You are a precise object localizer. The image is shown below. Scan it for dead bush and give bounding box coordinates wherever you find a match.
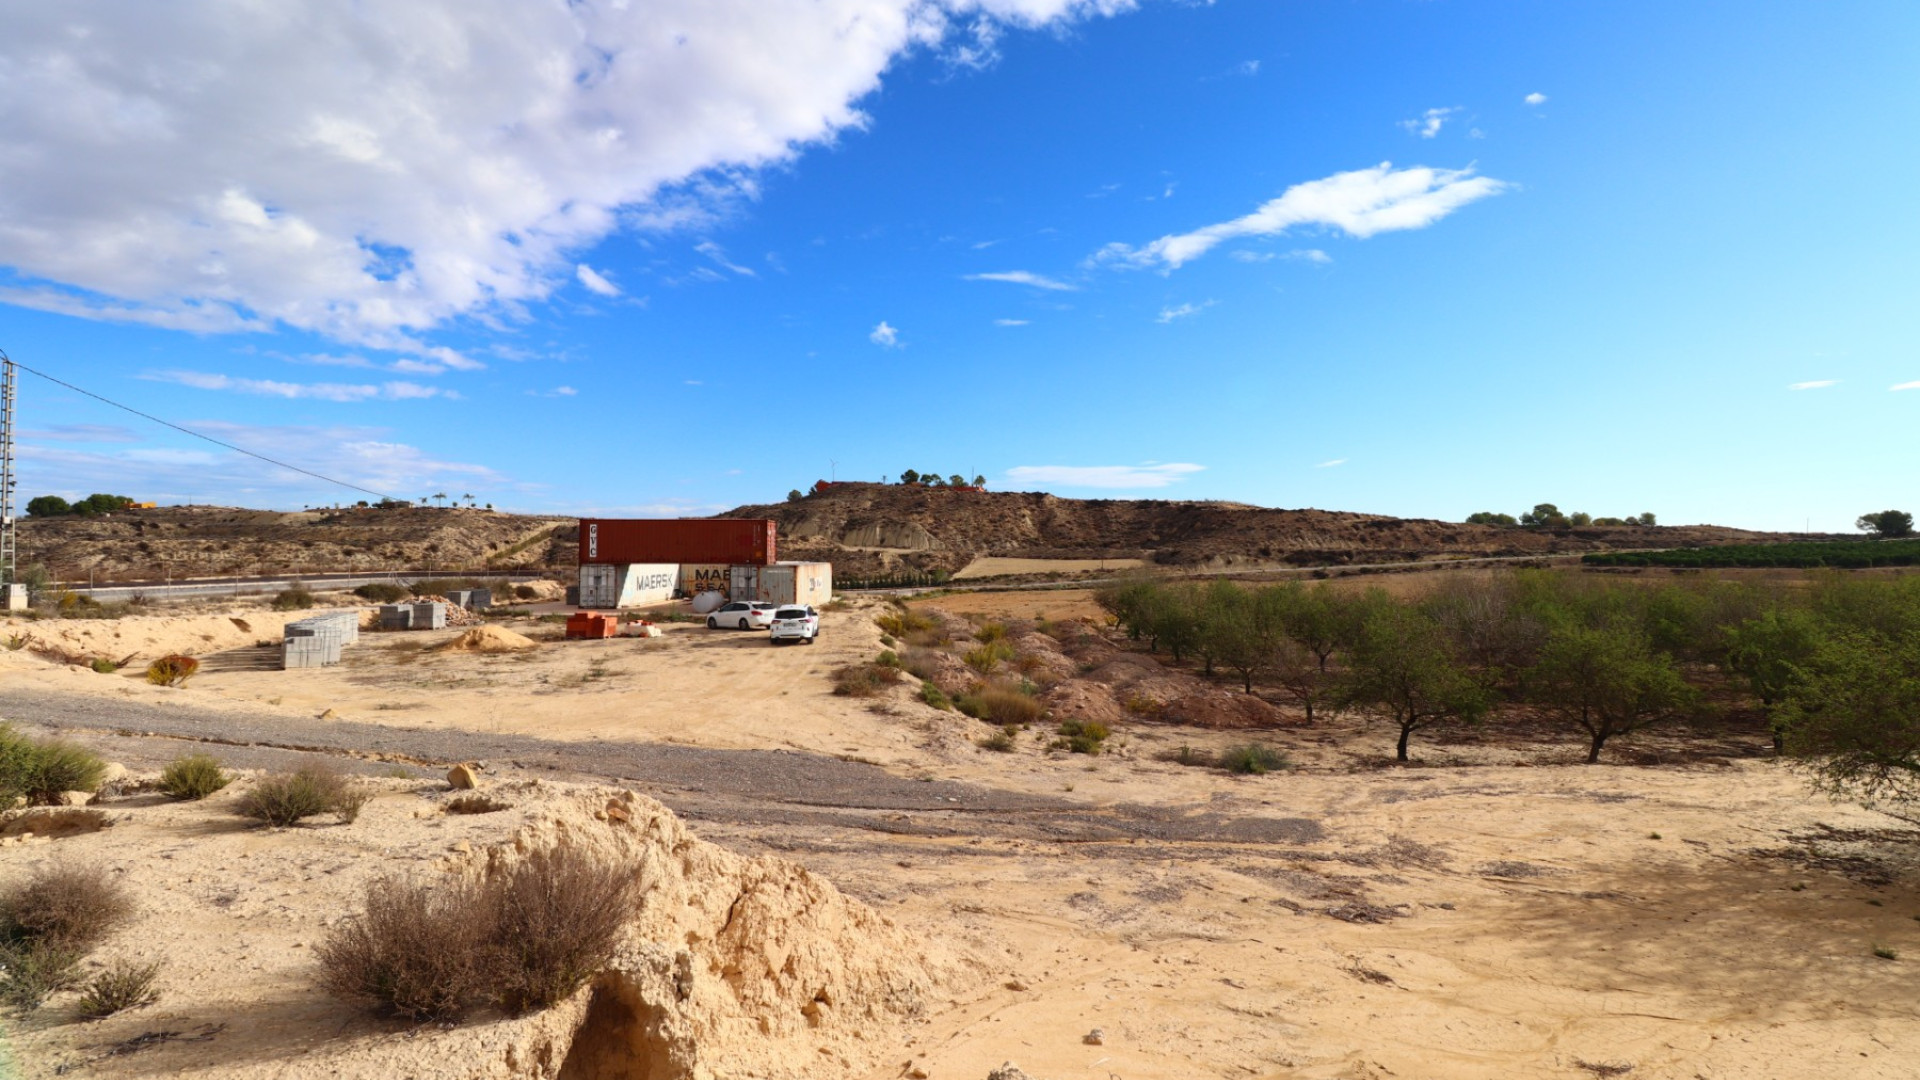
[874,609,938,638]
[1,864,135,954]
[144,654,200,687]
[317,872,488,1021]
[956,686,1046,726]
[0,940,83,1010]
[237,764,369,826]
[0,809,109,839]
[485,846,641,1013]
[77,957,162,1019]
[832,662,903,698]
[159,753,230,800]
[445,793,511,815]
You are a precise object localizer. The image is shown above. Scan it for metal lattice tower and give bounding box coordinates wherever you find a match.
[1,349,15,588]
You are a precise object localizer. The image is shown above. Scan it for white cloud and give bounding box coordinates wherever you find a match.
[1524,92,1548,106]
[694,241,757,277]
[526,385,579,398]
[1789,380,1838,390]
[870,321,901,347]
[18,424,139,444]
[1314,458,1346,468]
[147,371,458,402]
[1156,301,1214,323]
[1094,163,1510,271]
[993,318,1030,326]
[1004,463,1204,489]
[1399,107,1458,139]
[576,264,621,297]
[963,270,1076,291]
[1893,381,1920,392]
[0,1,1135,351]
[1232,248,1331,264]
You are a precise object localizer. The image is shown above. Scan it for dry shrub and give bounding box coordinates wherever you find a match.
[974,621,1010,645]
[1055,718,1110,755]
[318,846,639,1021]
[962,640,1014,675]
[0,727,108,806]
[1220,743,1287,775]
[919,682,952,710]
[1123,692,1166,718]
[77,957,162,1019]
[159,754,230,800]
[0,809,109,839]
[354,583,410,603]
[237,764,368,826]
[1,866,133,951]
[271,587,316,611]
[957,686,1045,726]
[0,940,84,1010]
[978,725,1019,753]
[145,654,200,687]
[875,609,937,638]
[832,662,903,698]
[318,872,487,1021]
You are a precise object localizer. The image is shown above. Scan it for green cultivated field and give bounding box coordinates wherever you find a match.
[1584,539,1920,569]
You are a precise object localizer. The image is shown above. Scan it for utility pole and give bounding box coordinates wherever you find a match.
[0,349,21,610]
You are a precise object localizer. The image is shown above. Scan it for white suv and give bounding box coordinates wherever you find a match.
[768,606,820,645]
[708,601,778,630]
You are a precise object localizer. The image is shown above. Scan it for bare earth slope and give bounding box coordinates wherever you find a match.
[725,483,1792,577]
[15,506,573,582]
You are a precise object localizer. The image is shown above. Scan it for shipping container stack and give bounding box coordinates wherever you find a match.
[574,518,814,609]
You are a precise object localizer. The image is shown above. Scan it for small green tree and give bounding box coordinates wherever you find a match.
[1777,629,1920,808]
[787,489,803,502]
[1520,503,1569,528]
[972,474,986,487]
[1525,623,1699,763]
[1858,510,1916,539]
[1340,605,1489,761]
[25,496,69,517]
[1466,511,1518,526]
[1727,607,1827,751]
[1637,512,1657,526]
[899,469,920,485]
[1568,511,1593,527]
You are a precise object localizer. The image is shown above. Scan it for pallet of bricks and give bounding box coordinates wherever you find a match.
[282,611,361,669]
[377,602,449,631]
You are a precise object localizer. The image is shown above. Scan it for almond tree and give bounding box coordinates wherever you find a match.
[1340,604,1488,761]
[1525,622,1698,763]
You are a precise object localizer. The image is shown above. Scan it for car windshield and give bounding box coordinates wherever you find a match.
[774,609,807,619]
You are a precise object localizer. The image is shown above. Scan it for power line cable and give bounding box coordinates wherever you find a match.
[10,359,395,501]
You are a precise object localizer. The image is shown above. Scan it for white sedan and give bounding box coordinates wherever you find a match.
[707,601,779,630]
[769,606,820,645]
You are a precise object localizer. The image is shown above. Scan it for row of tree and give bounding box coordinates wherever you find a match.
[24,493,136,517]
[1095,572,1920,808]
[897,471,985,488]
[1466,504,1655,528]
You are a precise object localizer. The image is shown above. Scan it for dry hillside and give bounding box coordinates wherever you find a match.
[725,482,1792,578]
[13,506,574,583]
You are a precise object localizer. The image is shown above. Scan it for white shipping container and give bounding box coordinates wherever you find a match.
[729,561,832,607]
[579,563,678,608]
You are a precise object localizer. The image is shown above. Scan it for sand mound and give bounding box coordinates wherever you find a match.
[436,625,538,653]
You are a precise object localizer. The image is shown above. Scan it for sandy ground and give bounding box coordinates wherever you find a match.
[2,595,1918,1078]
[953,558,1145,580]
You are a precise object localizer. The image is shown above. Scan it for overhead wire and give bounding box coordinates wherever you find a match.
[8,358,396,501]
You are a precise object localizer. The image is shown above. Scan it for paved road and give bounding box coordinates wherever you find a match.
[39,570,543,605]
[0,689,1323,849]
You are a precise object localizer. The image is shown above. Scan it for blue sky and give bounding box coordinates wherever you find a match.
[1,0,1914,530]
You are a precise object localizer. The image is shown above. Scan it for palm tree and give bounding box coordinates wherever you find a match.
[432,491,447,507]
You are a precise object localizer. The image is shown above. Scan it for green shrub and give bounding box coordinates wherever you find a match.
[145,654,200,687]
[1220,743,1288,775]
[271,587,316,611]
[876,649,902,669]
[76,958,162,1018]
[963,639,1015,675]
[513,584,538,601]
[159,754,230,800]
[975,621,1010,645]
[2,634,25,652]
[353,583,410,604]
[920,682,952,710]
[957,686,1046,726]
[875,609,938,638]
[879,634,897,648]
[1166,744,1213,768]
[978,725,1019,753]
[0,736,109,805]
[0,941,83,1010]
[237,764,369,826]
[89,657,120,674]
[1056,718,1110,755]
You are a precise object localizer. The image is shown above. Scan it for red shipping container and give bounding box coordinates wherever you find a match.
[565,612,619,639]
[578,519,776,566]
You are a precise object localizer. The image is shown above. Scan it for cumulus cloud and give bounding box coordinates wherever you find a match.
[1789,380,1838,390]
[576,264,621,297]
[1524,92,1548,106]
[1004,463,1204,489]
[963,270,1077,291]
[1893,381,1920,392]
[1093,163,1510,271]
[147,371,458,402]
[994,318,1030,326]
[1157,301,1214,323]
[0,1,1135,352]
[870,321,902,347]
[1400,107,1459,139]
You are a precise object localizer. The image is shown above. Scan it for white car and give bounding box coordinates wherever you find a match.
[769,606,820,645]
[708,601,778,630]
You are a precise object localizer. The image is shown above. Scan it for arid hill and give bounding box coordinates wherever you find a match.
[13,505,573,583]
[726,482,1794,578]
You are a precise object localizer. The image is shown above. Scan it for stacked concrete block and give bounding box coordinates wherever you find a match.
[378,604,414,630]
[445,589,491,610]
[447,589,472,609]
[411,602,448,630]
[281,611,359,669]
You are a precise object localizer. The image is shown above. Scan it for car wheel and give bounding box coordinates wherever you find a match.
[803,633,815,645]
[707,617,718,629]
[738,618,749,630]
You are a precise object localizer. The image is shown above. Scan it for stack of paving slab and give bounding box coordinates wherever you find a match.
[377,601,448,631]
[282,611,360,669]
[445,588,492,610]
